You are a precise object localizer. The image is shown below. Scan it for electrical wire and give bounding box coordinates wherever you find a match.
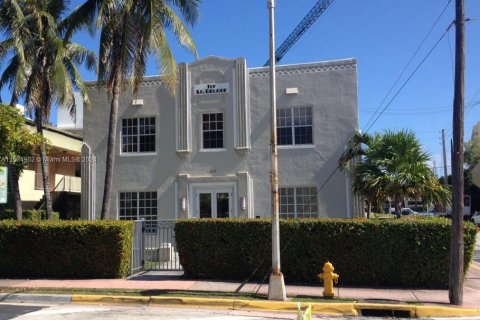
[364,22,454,133]
[362,0,453,131]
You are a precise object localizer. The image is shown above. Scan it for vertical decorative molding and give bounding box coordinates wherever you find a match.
[176,63,191,155]
[235,58,250,151]
[81,143,96,220]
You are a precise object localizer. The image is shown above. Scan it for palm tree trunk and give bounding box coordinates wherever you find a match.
[395,196,401,219]
[367,200,371,219]
[7,165,22,220]
[35,108,53,220]
[100,70,122,219]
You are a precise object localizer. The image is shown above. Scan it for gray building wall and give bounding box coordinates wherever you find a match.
[82,56,360,220]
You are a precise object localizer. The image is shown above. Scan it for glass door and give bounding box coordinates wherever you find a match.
[216,192,230,218]
[194,187,233,218]
[199,193,212,218]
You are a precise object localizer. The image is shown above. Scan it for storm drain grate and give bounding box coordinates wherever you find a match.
[360,309,411,318]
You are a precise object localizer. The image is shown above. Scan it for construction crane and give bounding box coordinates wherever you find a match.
[264,0,335,66]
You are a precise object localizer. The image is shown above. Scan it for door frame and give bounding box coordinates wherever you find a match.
[189,182,236,218]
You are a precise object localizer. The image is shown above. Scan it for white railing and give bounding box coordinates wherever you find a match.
[54,174,81,193]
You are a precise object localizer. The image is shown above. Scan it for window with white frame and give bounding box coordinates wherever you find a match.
[202,113,224,149]
[277,106,313,145]
[279,187,318,218]
[119,191,157,233]
[121,117,156,153]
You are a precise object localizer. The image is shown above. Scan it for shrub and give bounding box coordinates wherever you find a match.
[0,209,60,220]
[0,220,133,278]
[175,218,477,288]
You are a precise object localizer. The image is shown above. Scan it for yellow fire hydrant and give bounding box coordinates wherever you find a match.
[318,261,339,298]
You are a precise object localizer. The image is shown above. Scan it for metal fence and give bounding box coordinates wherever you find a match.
[130,220,182,275]
[131,220,144,274]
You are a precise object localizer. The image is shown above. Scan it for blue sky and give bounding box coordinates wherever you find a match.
[4,0,480,176]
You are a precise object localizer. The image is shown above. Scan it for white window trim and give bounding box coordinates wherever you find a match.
[119,152,157,157]
[277,106,314,147]
[117,190,158,233]
[119,116,158,156]
[199,110,225,151]
[199,148,227,153]
[279,186,319,218]
[278,145,315,150]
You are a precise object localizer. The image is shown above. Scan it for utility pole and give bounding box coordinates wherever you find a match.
[449,0,465,306]
[267,0,286,301]
[442,129,448,185]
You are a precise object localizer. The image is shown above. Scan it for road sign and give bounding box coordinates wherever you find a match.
[0,166,7,204]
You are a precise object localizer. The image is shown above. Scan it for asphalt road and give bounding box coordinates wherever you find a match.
[0,303,319,320]
[0,304,46,320]
[4,303,480,320]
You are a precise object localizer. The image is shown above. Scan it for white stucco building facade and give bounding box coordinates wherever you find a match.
[81,56,362,225]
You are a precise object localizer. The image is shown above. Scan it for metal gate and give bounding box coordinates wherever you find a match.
[131,220,182,275]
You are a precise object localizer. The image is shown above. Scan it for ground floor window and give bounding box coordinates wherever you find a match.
[279,187,318,218]
[119,191,157,233]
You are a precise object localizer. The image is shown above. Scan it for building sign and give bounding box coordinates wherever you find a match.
[0,167,7,204]
[193,83,229,95]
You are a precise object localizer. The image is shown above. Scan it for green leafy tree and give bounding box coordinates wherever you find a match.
[339,129,451,218]
[65,0,199,219]
[0,104,43,220]
[0,0,96,219]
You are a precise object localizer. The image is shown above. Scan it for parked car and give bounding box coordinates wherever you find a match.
[416,211,435,217]
[471,211,480,225]
[401,208,417,215]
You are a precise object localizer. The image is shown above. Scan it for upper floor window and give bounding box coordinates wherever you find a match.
[277,106,313,146]
[121,117,155,153]
[202,113,224,149]
[119,191,157,233]
[279,186,318,218]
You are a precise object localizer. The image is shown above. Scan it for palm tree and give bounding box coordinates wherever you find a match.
[65,0,199,219]
[0,0,96,219]
[339,129,451,218]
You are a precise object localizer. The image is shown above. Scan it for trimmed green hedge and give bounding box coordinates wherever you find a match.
[0,209,60,220]
[0,220,133,278]
[175,218,477,288]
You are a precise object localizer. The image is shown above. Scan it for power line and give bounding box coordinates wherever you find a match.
[363,0,453,131]
[364,22,454,133]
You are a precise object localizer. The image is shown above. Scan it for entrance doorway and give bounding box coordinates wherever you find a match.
[191,184,234,218]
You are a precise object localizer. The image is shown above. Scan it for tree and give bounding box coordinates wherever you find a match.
[339,129,451,218]
[339,131,383,218]
[0,104,43,220]
[0,0,96,219]
[65,0,199,219]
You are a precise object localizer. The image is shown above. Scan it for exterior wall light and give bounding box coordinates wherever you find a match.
[132,98,144,106]
[240,197,247,210]
[181,197,187,211]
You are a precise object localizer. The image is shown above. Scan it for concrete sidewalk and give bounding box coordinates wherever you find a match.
[1,260,479,309]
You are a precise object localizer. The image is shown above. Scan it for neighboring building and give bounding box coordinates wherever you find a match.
[81,56,362,224]
[472,121,480,140]
[56,91,84,136]
[19,121,82,218]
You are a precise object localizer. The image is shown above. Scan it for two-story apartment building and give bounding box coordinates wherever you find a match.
[81,56,362,225]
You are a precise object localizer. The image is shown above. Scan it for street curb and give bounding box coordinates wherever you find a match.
[70,294,480,317]
[149,296,358,316]
[0,293,72,304]
[72,294,150,304]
